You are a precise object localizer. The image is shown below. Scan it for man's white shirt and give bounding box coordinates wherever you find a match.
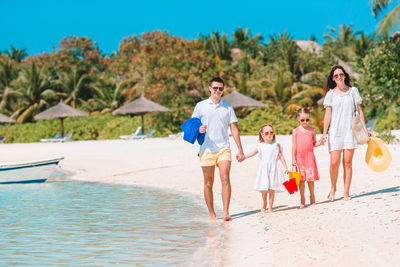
[192,98,238,153]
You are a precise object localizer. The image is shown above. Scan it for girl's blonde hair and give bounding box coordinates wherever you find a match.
[258,124,276,142]
[295,107,313,116]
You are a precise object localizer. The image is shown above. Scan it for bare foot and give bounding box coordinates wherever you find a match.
[261,207,266,212]
[310,196,316,205]
[299,203,305,209]
[209,214,217,220]
[344,196,352,201]
[223,216,232,221]
[267,208,274,213]
[327,192,335,202]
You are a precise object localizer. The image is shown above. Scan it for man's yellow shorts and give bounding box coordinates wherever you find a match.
[199,150,231,167]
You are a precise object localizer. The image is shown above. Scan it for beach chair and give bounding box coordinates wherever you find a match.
[120,127,143,140]
[133,129,155,139]
[0,136,5,143]
[366,120,377,131]
[48,133,72,143]
[40,133,62,143]
[168,132,183,139]
[58,133,73,143]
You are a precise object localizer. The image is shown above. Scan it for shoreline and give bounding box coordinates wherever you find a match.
[1,135,400,265]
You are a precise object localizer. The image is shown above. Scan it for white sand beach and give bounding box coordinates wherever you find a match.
[2,134,400,266]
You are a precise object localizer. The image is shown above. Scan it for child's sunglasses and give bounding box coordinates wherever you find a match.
[300,119,310,122]
[263,131,274,136]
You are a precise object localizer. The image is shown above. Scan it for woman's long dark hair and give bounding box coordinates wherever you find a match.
[325,65,352,90]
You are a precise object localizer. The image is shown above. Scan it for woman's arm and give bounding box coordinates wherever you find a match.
[357,104,373,137]
[291,129,297,165]
[277,144,289,174]
[244,149,258,160]
[321,106,332,144]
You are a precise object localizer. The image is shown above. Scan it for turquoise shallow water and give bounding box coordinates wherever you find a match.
[0,181,213,266]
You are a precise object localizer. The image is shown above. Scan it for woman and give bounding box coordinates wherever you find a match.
[320,65,371,201]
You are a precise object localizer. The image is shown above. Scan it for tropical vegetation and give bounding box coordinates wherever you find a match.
[0,10,399,142]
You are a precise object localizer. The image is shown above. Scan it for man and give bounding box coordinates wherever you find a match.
[192,77,245,221]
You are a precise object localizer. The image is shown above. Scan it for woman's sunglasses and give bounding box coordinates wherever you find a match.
[333,73,345,79]
[263,131,274,136]
[300,119,310,122]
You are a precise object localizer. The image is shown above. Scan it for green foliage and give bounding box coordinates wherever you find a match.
[375,129,399,144]
[2,26,399,143]
[375,111,398,130]
[237,104,299,135]
[1,113,146,143]
[356,39,400,128]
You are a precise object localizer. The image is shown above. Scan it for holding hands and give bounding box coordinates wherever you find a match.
[319,134,327,146]
[236,151,245,162]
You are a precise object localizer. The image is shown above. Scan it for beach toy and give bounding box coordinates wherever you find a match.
[365,137,392,172]
[283,178,298,194]
[289,165,302,186]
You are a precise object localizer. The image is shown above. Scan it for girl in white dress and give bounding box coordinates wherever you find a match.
[243,124,289,212]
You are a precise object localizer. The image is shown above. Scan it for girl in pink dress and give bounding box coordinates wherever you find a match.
[292,107,323,208]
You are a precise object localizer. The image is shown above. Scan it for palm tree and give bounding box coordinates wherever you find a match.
[200,31,231,60]
[232,27,263,58]
[323,24,358,45]
[248,65,293,106]
[371,0,400,36]
[0,60,21,112]
[3,46,28,62]
[56,66,91,108]
[13,63,57,123]
[353,32,376,58]
[88,73,136,113]
[269,31,299,76]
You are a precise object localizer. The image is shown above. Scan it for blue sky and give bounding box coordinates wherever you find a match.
[1,0,397,55]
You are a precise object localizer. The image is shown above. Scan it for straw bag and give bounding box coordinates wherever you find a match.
[351,88,369,144]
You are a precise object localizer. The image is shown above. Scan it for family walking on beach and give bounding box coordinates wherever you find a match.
[190,65,372,220]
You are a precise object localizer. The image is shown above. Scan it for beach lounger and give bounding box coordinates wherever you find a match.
[53,133,73,143]
[120,127,143,140]
[132,129,155,139]
[168,132,183,139]
[40,133,62,143]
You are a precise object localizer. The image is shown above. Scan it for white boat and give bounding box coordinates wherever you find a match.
[0,157,64,184]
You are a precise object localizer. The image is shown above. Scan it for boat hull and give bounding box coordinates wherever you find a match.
[0,158,64,184]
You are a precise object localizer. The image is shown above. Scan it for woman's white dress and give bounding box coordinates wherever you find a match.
[254,142,286,192]
[323,87,362,152]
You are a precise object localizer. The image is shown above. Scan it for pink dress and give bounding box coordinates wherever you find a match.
[294,127,319,182]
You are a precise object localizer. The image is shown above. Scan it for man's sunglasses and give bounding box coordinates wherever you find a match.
[300,119,310,122]
[211,86,224,92]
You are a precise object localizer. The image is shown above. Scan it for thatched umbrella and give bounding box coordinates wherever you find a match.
[112,94,170,133]
[222,89,268,110]
[0,113,16,143]
[34,101,89,137]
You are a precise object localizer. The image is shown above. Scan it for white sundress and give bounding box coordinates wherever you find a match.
[323,87,362,152]
[254,142,286,192]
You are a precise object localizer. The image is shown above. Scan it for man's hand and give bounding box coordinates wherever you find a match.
[199,125,207,133]
[236,151,245,162]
